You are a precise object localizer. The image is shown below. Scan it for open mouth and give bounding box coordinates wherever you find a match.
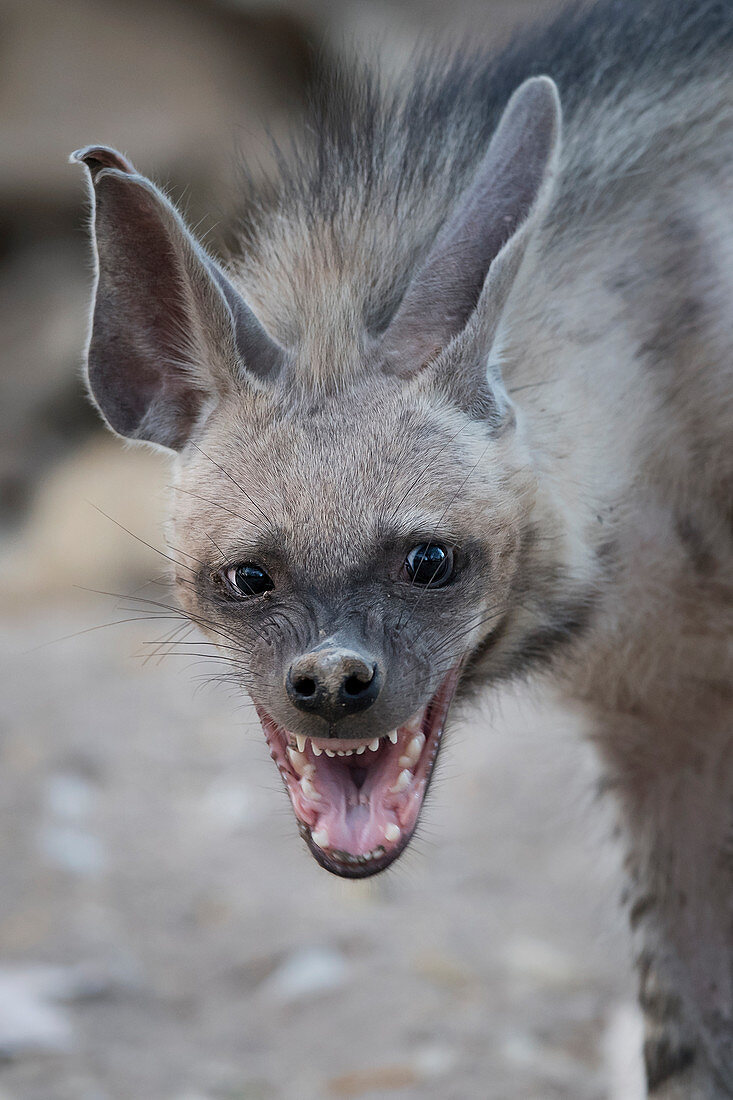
[255,666,462,878]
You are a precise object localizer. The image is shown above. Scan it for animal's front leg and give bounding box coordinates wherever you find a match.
[637,949,718,1098]
[647,1065,721,1099]
[598,715,733,1098]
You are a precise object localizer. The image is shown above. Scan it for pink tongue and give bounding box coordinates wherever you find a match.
[308,751,402,855]
[318,797,396,855]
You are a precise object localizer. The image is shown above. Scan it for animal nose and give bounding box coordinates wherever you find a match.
[286,645,382,722]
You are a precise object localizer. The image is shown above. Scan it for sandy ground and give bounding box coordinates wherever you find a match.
[0,589,644,1100]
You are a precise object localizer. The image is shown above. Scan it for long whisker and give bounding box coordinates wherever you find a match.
[189,441,276,534]
[204,530,227,561]
[142,621,193,667]
[139,638,243,653]
[169,485,265,532]
[25,616,183,655]
[73,585,243,647]
[84,501,198,577]
[381,420,470,528]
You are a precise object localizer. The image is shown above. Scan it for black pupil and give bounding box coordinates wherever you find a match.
[406,544,450,586]
[233,564,273,596]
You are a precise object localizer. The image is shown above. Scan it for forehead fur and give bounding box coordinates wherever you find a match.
[175,378,527,574]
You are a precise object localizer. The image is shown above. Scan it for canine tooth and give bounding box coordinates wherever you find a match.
[390,769,412,794]
[301,777,321,801]
[388,730,398,744]
[295,735,307,754]
[385,823,401,843]
[288,747,309,774]
[369,739,380,751]
[356,745,366,754]
[399,733,425,768]
[312,743,323,756]
[311,826,329,849]
[325,749,336,758]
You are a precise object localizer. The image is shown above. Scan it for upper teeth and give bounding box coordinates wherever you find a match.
[399,733,425,768]
[288,747,313,777]
[292,732,401,758]
[289,726,420,815]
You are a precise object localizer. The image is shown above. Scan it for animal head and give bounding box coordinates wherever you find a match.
[74,75,562,876]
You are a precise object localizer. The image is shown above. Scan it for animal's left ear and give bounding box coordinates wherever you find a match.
[380,75,561,408]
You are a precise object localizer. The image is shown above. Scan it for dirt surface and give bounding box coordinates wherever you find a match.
[1,596,643,1100]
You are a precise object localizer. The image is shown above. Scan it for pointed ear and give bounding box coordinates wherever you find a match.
[71,146,284,451]
[380,76,561,376]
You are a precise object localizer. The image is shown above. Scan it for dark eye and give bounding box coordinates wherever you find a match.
[225,562,274,598]
[404,544,454,587]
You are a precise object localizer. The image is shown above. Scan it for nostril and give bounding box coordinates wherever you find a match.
[287,651,380,718]
[293,675,317,698]
[343,672,373,697]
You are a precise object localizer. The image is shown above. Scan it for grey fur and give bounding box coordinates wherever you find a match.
[73,0,733,1094]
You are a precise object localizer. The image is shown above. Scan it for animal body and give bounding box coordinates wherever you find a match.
[73,0,733,1094]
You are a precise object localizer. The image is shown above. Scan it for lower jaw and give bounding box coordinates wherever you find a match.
[257,665,462,879]
[303,823,412,879]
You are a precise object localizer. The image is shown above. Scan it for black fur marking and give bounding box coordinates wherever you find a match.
[503,596,596,679]
[638,960,684,1025]
[629,893,656,930]
[239,0,733,241]
[596,537,620,576]
[462,614,510,677]
[676,515,717,576]
[639,295,707,370]
[645,1035,696,1092]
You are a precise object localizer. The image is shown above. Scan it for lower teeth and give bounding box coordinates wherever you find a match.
[307,833,387,864]
[331,846,385,864]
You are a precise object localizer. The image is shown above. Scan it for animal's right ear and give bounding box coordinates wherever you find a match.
[72,146,284,451]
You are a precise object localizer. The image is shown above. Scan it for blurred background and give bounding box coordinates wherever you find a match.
[1,1,644,1097]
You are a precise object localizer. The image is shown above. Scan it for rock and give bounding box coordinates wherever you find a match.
[0,966,75,1057]
[44,772,96,821]
[262,945,349,1004]
[503,935,584,988]
[37,824,107,877]
[201,777,268,832]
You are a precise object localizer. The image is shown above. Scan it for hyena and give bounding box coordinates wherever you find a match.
[72,0,733,1094]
